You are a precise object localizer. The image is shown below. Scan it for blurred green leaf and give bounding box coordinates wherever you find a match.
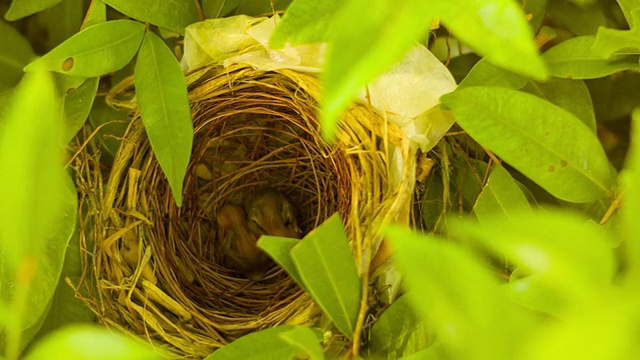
[270,0,341,47]
[441,86,616,203]
[435,0,547,81]
[369,295,432,358]
[385,225,534,359]
[55,75,99,143]
[205,325,321,360]
[523,0,548,32]
[0,20,36,90]
[524,78,597,133]
[23,324,164,360]
[48,0,84,48]
[202,0,239,18]
[258,236,304,287]
[4,0,62,21]
[591,9,640,58]
[547,0,605,35]
[473,165,532,223]
[452,210,616,316]
[320,0,434,140]
[506,269,570,318]
[134,31,193,207]
[543,35,639,79]
[24,20,145,77]
[0,71,71,357]
[102,0,199,35]
[278,327,324,360]
[291,213,361,338]
[458,58,528,89]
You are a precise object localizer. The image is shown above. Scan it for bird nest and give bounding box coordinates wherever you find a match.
[72,63,415,358]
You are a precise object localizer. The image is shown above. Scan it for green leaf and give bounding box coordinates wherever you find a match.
[135,31,193,207]
[320,0,434,140]
[617,0,640,27]
[102,0,199,35]
[435,0,547,81]
[620,109,640,286]
[24,20,145,77]
[473,165,532,223]
[291,213,361,338]
[451,210,616,314]
[591,9,640,58]
[0,20,36,90]
[452,156,489,212]
[524,78,597,133]
[543,35,639,79]
[270,0,341,47]
[458,58,528,90]
[83,0,107,28]
[202,0,239,18]
[547,0,606,35]
[278,327,325,360]
[441,86,616,203]
[23,325,165,360]
[258,236,304,287]
[385,225,534,359]
[55,75,99,143]
[48,0,84,48]
[234,0,292,16]
[205,325,320,360]
[4,0,62,20]
[369,295,431,358]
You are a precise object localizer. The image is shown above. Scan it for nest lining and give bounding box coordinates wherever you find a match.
[73,63,413,358]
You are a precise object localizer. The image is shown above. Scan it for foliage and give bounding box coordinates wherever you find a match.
[0,0,639,359]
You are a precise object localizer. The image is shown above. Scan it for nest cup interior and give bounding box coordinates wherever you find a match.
[76,64,375,357]
[171,65,352,332]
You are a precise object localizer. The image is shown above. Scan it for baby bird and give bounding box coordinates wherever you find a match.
[245,188,301,239]
[216,203,271,280]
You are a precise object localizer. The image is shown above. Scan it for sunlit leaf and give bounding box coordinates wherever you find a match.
[473,165,532,223]
[4,0,61,20]
[441,86,616,203]
[617,0,640,27]
[270,0,341,47]
[385,225,534,359]
[320,0,434,140]
[24,325,165,360]
[458,58,528,89]
[291,213,361,338]
[102,0,199,35]
[258,236,304,287]
[83,0,107,28]
[543,35,639,79]
[524,78,597,133]
[135,31,193,207]
[0,20,36,89]
[205,325,320,360]
[24,20,145,77]
[278,327,324,360]
[435,0,547,81]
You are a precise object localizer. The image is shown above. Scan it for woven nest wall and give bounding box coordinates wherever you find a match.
[73,63,415,358]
